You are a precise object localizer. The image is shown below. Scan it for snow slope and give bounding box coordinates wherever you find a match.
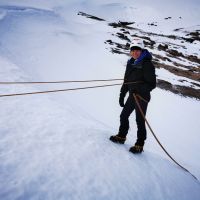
[0,1,200,200]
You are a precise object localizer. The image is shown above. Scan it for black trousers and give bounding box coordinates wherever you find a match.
[118,94,148,145]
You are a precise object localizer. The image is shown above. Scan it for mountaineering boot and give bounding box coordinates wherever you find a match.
[129,139,144,153]
[129,145,143,154]
[109,134,126,144]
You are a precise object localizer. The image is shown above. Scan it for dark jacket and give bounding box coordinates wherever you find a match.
[120,49,156,101]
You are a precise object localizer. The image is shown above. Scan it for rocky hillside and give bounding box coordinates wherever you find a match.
[79,12,200,100]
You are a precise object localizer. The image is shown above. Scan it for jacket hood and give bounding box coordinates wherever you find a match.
[134,49,152,65]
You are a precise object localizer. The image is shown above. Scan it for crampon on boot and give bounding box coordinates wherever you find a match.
[129,145,143,154]
[109,135,126,144]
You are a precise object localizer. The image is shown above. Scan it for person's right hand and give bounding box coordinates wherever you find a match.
[119,94,125,107]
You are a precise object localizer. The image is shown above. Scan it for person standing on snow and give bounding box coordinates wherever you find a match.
[110,37,156,154]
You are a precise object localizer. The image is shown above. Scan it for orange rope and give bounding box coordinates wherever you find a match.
[133,93,199,182]
[0,78,123,84]
[0,81,142,98]
[0,82,122,98]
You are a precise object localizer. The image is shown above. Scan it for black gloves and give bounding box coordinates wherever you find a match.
[119,93,125,107]
[119,83,128,107]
